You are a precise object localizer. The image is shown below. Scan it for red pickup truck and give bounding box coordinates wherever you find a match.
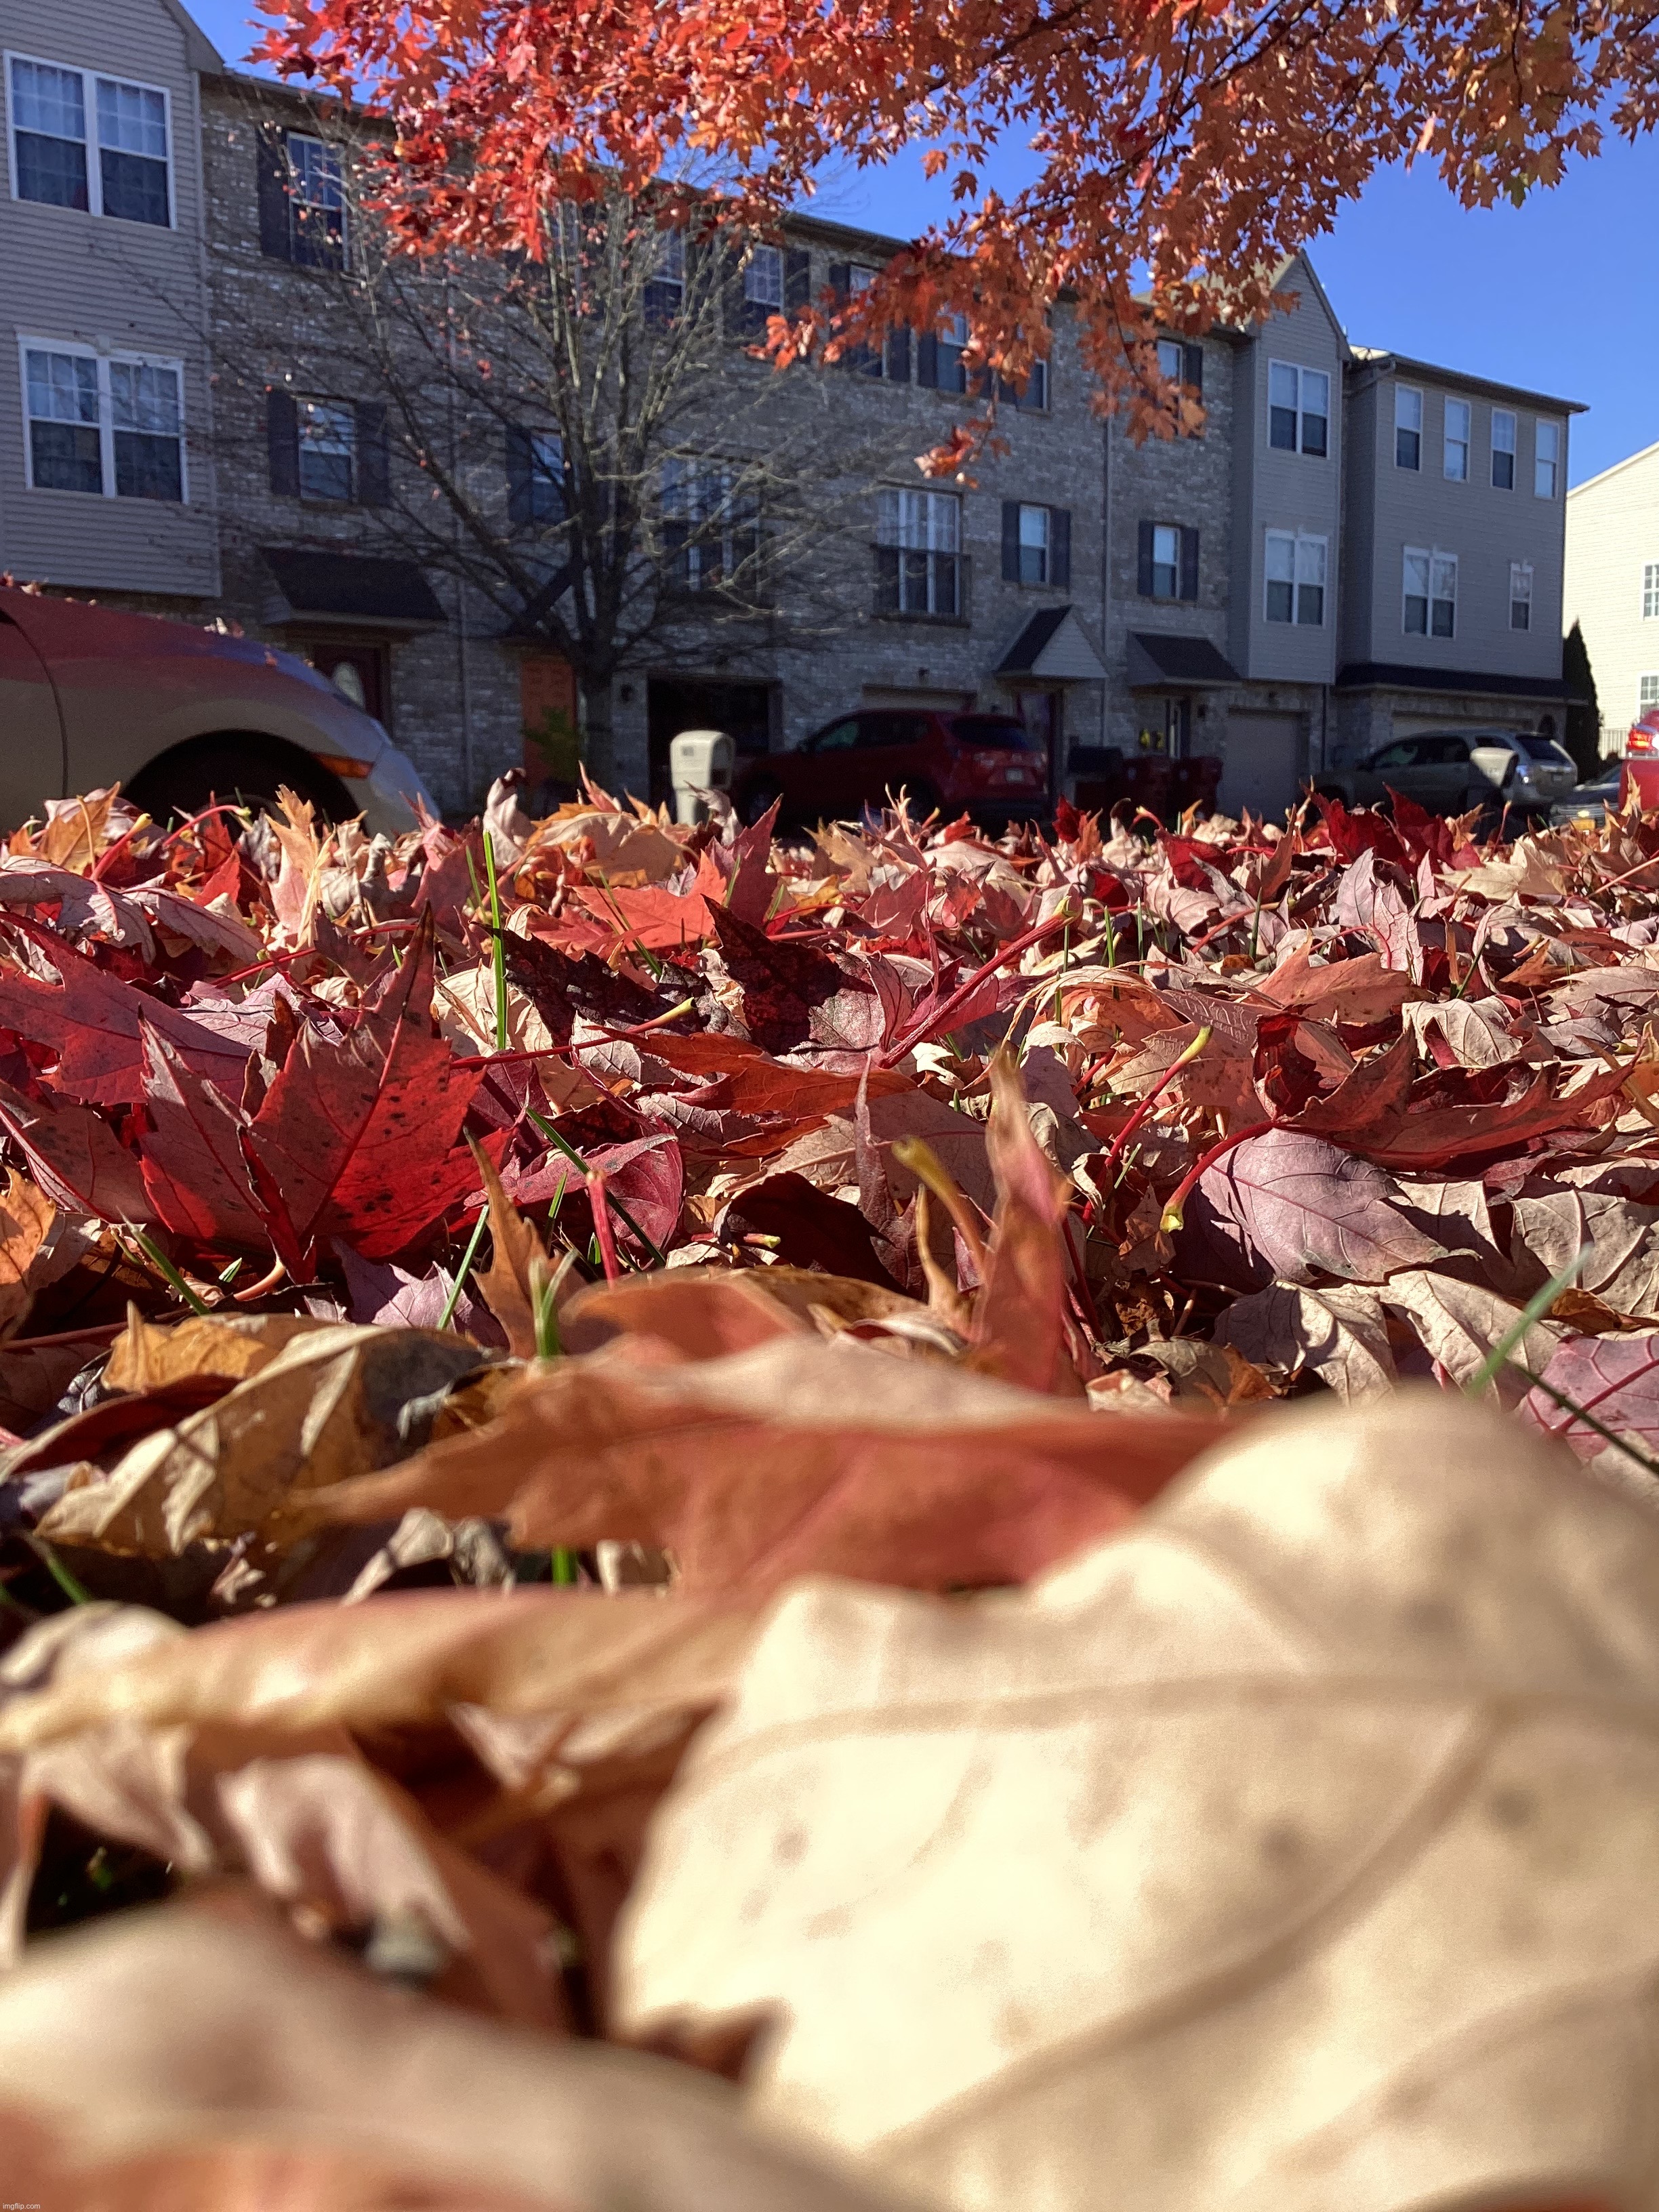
[0,586,433,834]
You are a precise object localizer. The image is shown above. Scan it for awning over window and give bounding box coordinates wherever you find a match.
[259,548,447,632]
[1334,660,1574,701]
[1126,631,1240,689]
[995,606,1107,682]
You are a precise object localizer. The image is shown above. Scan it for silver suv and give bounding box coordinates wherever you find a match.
[1315,728,1577,820]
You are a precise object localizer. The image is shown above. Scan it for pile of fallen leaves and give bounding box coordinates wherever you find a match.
[5,773,1659,2208]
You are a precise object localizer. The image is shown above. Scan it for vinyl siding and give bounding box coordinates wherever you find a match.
[0,0,218,594]
[1564,443,1659,745]
[1231,258,1345,685]
[1344,363,1565,681]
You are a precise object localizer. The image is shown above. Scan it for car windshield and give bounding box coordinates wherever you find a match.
[947,716,1039,754]
[1514,735,1571,761]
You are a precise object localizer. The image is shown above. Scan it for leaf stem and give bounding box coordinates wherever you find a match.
[1098,1025,1211,1197]
[483,832,510,1052]
[525,1106,667,1265]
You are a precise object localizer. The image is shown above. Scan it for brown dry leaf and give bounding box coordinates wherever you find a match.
[312,1334,1223,1595]
[0,1166,55,1339]
[37,787,114,874]
[616,1391,1659,2212]
[104,1309,334,1392]
[1381,1269,1565,1398]
[1214,1280,1397,1402]
[35,1323,486,1557]
[560,1266,920,1361]
[0,1891,907,2211]
[967,1051,1081,1397]
[472,1145,554,1359]
[0,1586,757,1755]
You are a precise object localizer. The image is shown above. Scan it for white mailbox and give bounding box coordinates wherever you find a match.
[668,728,735,825]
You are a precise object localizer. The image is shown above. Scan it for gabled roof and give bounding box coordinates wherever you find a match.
[1568,437,1659,500]
[995,607,1106,682]
[165,0,222,75]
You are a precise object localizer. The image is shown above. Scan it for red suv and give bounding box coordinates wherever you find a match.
[1622,711,1659,810]
[735,708,1049,827]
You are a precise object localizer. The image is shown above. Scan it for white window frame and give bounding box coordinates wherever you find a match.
[662,457,759,592]
[1535,419,1561,499]
[1642,561,1659,621]
[284,129,346,260]
[1395,384,1422,470]
[1149,522,1181,600]
[1509,559,1534,632]
[296,396,356,504]
[1443,396,1471,482]
[1017,501,1051,586]
[1491,408,1517,490]
[1263,528,1328,626]
[1641,674,1659,716]
[876,486,961,616]
[1267,360,1330,458]
[19,333,187,501]
[5,50,174,227]
[1403,544,1458,638]
[744,243,783,308]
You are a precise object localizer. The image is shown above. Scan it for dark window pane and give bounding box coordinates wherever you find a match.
[1301,413,1328,457]
[1018,545,1046,585]
[1151,560,1178,598]
[1404,596,1427,633]
[1266,579,1293,623]
[30,421,102,493]
[100,148,168,224]
[1511,599,1530,631]
[1431,600,1455,638]
[935,552,958,613]
[1493,450,1515,490]
[1269,406,1297,451]
[291,203,346,268]
[298,451,352,501]
[114,430,181,501]
[1396,428,1420,469]
[1297,584,1324,626]
[16,131,89,209]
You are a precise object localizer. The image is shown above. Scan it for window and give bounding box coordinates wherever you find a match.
[286,132,344,266]
[297,401,354,502]
[1017,503,1050,586]
[1643,675,1659,715]
[1395,385,1422,470]
[1492,409,1516,489]
[1138,520,1198,601]
[661,459,760,594]
[939,310,971,396]
[1509,560,1533,632]
[23,342,182,500]
[876,488,961,617]
[507,426,564,528]
[1265,529,1327,625]
[643,228,684,325]
[1404,546,1457,637]
[1536,419,1560,498]
[1444,397,1470,481]
[7,55,169,225]
[1156,337,1185,386]
[1645,563,1659,620]
[744,245,783,311]
[1268,361,1330,456]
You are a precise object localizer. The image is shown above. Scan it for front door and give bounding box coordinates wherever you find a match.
[1220,713,1301,823]
[1012,689,1059,804]
[301,642,387,724]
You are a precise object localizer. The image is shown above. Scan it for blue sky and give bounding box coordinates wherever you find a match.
[200,0,1654,487]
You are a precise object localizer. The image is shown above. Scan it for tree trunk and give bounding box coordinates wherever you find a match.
[579,670,617,788]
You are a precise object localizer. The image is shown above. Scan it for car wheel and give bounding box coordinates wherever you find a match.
[741,777,783,827]
[126,736,354,829]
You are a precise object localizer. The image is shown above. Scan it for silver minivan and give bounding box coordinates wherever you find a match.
[1317,728,1578,819]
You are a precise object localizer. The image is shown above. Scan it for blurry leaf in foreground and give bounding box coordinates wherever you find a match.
[314,1335,1222,1595]
[0,1891,905,2210]
[617,1391,1659,2212]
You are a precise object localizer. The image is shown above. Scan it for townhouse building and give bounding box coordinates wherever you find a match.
[1,0,1586,824]
[1564,440,1659,751]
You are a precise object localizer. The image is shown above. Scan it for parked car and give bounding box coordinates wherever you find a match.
[733,708,1050,827]
[1313,728,1578,821]
[1552,760,1622,828]
[0,586,434,836]
[1622,712,1659,810]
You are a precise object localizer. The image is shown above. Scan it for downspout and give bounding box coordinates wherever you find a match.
[1100,411,1112,749]
[445,273,474,804]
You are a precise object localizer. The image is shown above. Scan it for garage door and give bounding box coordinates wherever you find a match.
[1218,714,1302,823]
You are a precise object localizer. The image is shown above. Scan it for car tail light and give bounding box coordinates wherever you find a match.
[1628,726,1659,759]
[312,752,374,778]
